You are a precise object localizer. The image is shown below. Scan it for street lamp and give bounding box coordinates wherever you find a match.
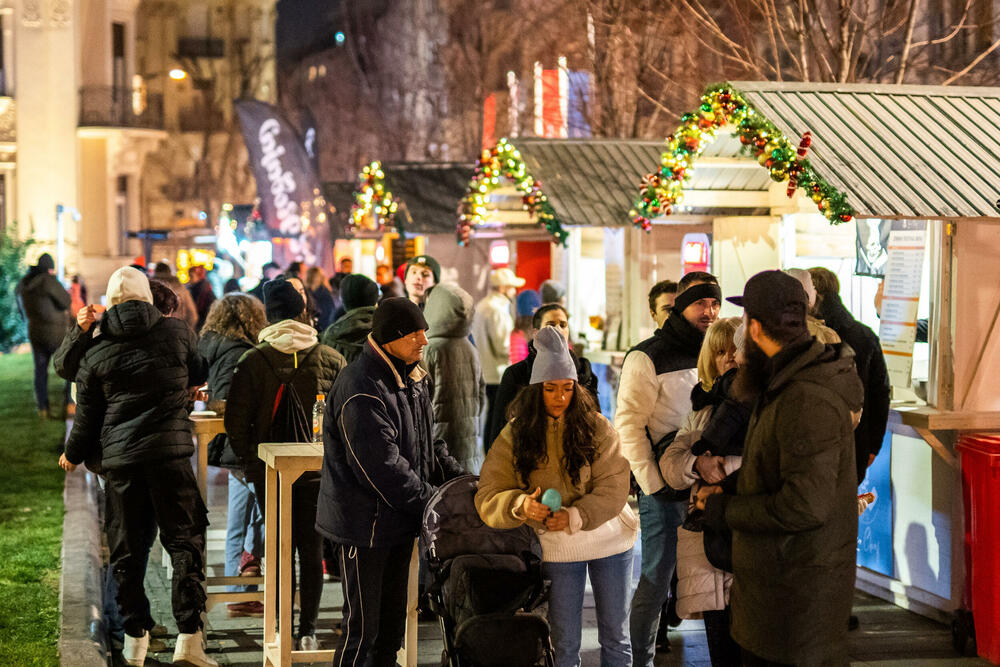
[169,68,188,81]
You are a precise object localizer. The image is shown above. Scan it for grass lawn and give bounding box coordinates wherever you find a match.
[0,353,69,666]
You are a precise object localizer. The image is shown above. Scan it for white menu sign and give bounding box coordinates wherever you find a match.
[878,220,927,388]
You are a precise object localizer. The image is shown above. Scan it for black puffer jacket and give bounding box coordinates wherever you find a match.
[224,337,346,484]
[63,300,208,471]
[486,341,600,448]
[198,330,255,468]
[321,306,375,364]
[16,269,71,350]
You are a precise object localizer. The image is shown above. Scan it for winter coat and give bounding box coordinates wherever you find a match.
[198,330,255,468]
[53,324,98,381]
[704,339,864,665]
[316,336,466,549]
[476,414,637,563]
[188,279,216,331]
[15,269,71,350]
[310,284,338,331]
[818,294,891,483]
[63,300,209,471]
[320,306,375,364]
[615,312,704,495]
[487,341,600,449]
[224,331,346,485]
[423,284,486,473]
[472,291,514,384]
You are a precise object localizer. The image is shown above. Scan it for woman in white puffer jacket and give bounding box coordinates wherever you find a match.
[660,317,743,667]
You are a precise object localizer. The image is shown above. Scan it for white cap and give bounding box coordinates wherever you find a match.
[489,267,526,288]
[106,266,153,307]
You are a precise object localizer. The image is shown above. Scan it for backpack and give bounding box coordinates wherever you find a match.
[261,346,316,444]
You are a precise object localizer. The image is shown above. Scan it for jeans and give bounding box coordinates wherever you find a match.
[542,548,634,667]
[31,343,70,411]
[225,472,263,593]
[334,541,413,667]
[629,492,687,667]
[105,459,208,636]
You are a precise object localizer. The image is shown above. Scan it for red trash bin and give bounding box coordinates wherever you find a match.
[956,434,1000,664]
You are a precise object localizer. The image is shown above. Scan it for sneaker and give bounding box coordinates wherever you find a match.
[148,636,167,653]
[227,601,264,617]
[37,408,50,419]
[298,634,319,651]
[150,623,168,637]
[172,630,218,667]
[122,630,149,666]
[239,551,261,577]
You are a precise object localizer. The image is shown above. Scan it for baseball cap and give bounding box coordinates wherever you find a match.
[727,270,808,333]
[489,267,526,288]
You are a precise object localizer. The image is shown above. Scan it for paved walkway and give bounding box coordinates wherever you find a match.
[127,466,987,667]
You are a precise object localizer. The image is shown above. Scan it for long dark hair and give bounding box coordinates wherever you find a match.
[507,381,600,488]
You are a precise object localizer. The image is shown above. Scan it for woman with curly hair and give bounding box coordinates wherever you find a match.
[475,326,637,667]
[198,293,268,617]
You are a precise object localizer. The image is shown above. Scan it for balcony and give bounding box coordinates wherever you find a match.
[78,86,164,130]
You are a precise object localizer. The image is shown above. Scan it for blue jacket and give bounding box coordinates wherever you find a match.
[316,335,465,548]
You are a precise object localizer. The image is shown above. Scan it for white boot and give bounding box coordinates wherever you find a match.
[122,630,149,666]
[172,629,218,667]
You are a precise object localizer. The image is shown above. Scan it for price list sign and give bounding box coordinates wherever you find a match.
[878,220,927,388]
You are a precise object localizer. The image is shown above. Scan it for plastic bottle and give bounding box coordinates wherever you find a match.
[312,394,325,443]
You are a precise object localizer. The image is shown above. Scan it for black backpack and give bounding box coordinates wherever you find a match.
[261,346,316,444]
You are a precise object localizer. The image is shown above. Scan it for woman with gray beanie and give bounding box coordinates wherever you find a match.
[475,327,637,667]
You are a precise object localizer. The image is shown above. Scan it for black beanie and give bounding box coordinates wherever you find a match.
[372,297,429,344]
[37,253,55,271]
[341,274,380,311]
[263,278,305,323]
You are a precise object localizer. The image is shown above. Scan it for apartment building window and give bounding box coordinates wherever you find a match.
[113,23,126,100]
[116,176,129,256]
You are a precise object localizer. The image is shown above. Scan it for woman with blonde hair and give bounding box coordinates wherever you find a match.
[659,316,746,666]
[198,293,269,616]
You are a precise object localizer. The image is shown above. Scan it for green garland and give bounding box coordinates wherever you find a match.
[631,84,854,230]
[458,138,569,246]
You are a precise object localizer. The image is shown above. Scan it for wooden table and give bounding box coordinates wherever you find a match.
[258,442,419,666]
[189,412,264,610]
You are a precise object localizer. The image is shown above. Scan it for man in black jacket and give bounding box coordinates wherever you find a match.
[317,297,465,667]
[810,267,891,484]
[58,266,213,667]
[15,252,71,417]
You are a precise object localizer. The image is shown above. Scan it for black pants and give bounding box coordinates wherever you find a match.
[290,479,323,637]
[31,342,70,411]
[105,459,208,637]
[483,384,499,453]
[334,541,412,667]
[703,606,741,666]
[742,648,795,667]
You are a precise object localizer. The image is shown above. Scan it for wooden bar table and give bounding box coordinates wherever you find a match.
[258,442,419,666]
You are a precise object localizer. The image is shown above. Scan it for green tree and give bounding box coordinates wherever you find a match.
[0,223,32,352]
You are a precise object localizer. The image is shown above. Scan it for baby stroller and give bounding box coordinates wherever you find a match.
[420,474,555,667]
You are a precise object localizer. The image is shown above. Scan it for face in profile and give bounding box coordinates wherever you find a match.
[383,329,429,364]
[651,292,675,329]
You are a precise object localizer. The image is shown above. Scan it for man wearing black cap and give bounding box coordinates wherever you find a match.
[615,271,720,665]
[695,270,863,666]
[316,297,464,667]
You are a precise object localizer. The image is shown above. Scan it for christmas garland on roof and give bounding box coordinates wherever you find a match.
[351,161,397,232]
[457,138,569,246]
[631,84,854,231]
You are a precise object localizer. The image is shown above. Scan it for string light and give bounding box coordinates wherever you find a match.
[351,161,398,232]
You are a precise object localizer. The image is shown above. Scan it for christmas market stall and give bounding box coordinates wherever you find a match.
[633,80,1000,633]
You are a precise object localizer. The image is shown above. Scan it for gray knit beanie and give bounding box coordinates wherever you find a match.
[529,326,577,384]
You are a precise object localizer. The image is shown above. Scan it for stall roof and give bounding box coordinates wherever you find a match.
[511,138,665,227]
[731,81,1000,219]
[383,162,473,234]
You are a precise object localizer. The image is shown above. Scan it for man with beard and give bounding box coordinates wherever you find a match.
[696,270,863,666]
[616,271,720,665]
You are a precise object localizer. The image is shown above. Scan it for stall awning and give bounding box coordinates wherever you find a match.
[512,138,664,227]
[732,81,1000,219]
[383,163,473,234]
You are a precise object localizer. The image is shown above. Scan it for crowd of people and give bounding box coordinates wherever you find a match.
[15,246,891,667]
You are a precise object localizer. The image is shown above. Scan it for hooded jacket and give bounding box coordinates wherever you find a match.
[316,335,466,548]
[423,284,486,472]
[63,300,208,471]
[615,311,705,495]
[198,330,255,468]
[704,339,864,665]
[224,321,346,484]
[818,293,891,483]
[472,290,514,384]
[320,306,375,364]
[486,341,599,449]
[15,267,71,350]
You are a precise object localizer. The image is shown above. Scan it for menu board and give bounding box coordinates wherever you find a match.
[878,220,927,388]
